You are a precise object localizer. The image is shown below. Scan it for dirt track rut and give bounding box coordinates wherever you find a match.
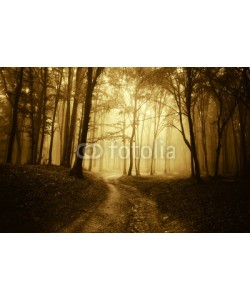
[61,176,163,233]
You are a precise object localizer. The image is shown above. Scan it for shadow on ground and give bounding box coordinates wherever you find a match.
[118,175,250,232]
[0,164,108,233]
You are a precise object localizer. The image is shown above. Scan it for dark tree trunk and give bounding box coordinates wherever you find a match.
[199,97,209,176]
[214,105,236,177]
[214,129,222,177]
[65,68,84,167]
[222,124,229,174]
[6,67,24,164]
[185,68,202,183]
[28,68,36,164]
[15,112,26,164]
[34,70,43,164]
[202,133,209,176]
[188,113,202,181]
[48,68,63,165]
[231,115,239,176]
[61,67,73,166]
[38,68,48,164]
[70,67,104,178]
[190,152,195,177]
[238,101,248,177]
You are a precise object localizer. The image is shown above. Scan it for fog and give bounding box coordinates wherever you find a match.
[0,67,249,180]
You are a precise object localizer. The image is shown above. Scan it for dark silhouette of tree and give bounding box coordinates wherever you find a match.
[27,67,36,164]
[6,67,24,163]
[0,67,249,182]
[38,68,48,164]
[48,68,64,165]
[238,68,250,176]
[70,67,104,178]
[158,67,203,182]
[61,67,73,166]
[204,68,239,177]
[184,68,203,182]
[64,68,86,167]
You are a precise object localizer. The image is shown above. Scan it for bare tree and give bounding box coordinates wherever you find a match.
[205,68,239,177]
[70,67,104,178]
[48,68,64,165]
[6,67,24,163]
[61,67,73,166]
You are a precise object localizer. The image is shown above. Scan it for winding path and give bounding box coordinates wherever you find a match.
[61,174,163,233]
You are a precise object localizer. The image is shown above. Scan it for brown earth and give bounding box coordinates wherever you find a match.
[0,164,108,232]
[118,175,250,233]
[1,164,250,233]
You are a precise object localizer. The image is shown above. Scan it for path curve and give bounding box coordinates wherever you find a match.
[62,173,163,233]
[81,182,130,232]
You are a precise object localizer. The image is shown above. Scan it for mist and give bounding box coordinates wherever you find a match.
[1,67,249,180]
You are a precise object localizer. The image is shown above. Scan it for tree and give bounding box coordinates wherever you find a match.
[149,89,169,175]
[65,67,86,167]
[238,67,250,176]
[38,67,48,164]
[27,67,36,164]
[61,67,73,166]
[204,68,239,177]
[6,67,24,163]
[184,68,202,182]
[70,67,104,178]
[0,67,248,179]
[196,88,210,176]
[158,67,203,182]
[48,68,64,165]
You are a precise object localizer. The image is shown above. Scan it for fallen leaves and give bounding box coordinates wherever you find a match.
[0,164,109,232]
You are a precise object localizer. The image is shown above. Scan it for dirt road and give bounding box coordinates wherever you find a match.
[62,175,163,233]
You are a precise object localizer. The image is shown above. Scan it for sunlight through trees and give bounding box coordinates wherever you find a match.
[0,67,250,180]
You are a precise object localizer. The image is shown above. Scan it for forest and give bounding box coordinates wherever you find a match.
[1,67,250,178]
[0,67,250,232]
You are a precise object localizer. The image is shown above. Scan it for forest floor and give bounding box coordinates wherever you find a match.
[77,174,161,233]
[118,175,250,232]
[1,164,250,233]
[0,164,109,232]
